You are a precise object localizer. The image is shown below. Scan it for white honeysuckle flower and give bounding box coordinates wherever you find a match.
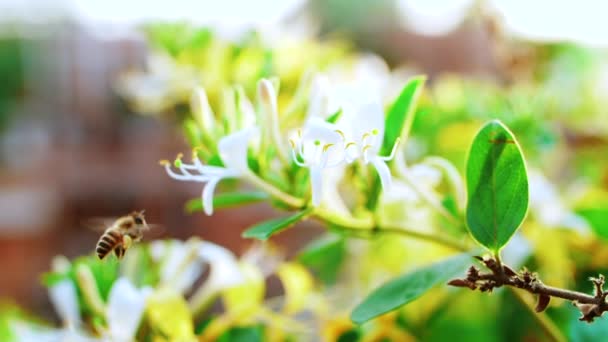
[235,86,257,131]
[341,101,400,192]
[10,322,98,342]
[191,87,217,137]
[151,239,205,294]
[198,241,245,291]
[11,278,97,342]
[290,117,345,206]
[105,278,152,342]
[162,126,259,215]
[306,75,331,119]
[189,241,246,314]
[49,279,81,329]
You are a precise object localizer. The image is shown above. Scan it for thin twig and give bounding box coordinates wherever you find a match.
[449,257,608,323]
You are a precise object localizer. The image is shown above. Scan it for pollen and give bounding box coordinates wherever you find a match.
[159,160,170,166]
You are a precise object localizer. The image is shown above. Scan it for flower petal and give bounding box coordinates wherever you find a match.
[191,87,216,134]
[236,86,257,130]
[302,118,341,144]
[371,156,392,192]
[107,278,150,341]
[202,177,221,216]
[310,166,323,206]
[218,126,259,173]
[159,240,204,294]
[352,101,385,151]
[11,322,99,342]
[49,279,80,327]
[198,241,244,290]
[307,75,330,119]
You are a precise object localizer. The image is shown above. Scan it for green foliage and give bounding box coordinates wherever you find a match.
[350,253,472,324]
[381,76,426,155]
[367,76,426,210]
[577,208,608,240]
[326,108,343,124]
[298,233,346,284]
[186,191,269,213]
[218,325,265,342]
[242,208,312,240]
[465,120,529,252]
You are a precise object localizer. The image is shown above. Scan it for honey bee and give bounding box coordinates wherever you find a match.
[95,210,150,260]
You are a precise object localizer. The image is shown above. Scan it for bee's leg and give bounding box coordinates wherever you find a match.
[122,234,133,250]
[114,246,125,259]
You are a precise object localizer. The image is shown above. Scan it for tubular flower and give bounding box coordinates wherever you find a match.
[161,126,259,215]
[342,101,400,191]
[290,118,345,206]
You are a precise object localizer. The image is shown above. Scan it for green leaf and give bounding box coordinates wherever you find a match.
[350,253,471,324]
[465,120,529,252]
[298,233,345,284]
[218,325,264,342]
[183,118,203,147]
[326,108,343,124]
[381,75,426,156]
[242,208,312,240]
[185,192,268,213]
[366,76,425,211]
[577,208,608,240]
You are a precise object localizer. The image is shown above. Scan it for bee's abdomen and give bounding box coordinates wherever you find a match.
[96,229,121,259]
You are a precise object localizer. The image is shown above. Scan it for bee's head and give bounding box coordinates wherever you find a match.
[130,210,147,228]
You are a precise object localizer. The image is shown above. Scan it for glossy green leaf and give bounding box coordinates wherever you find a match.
[242,208,312,240]
[351,253,471,324]
[381,75,426,155]
[326,108,343,124]
[466,120,529,252]
[185,191,268,213]
[298,233,345,284]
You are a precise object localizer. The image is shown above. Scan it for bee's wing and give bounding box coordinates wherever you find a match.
[141,223,166,240]
[81,217,118,232]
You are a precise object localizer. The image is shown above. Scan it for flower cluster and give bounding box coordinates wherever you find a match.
[8,239,336,340]
[161,68,414,217]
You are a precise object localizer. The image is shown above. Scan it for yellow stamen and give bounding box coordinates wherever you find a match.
[322,143,334,152]
[159,160,170,166]
[191,147,203,160]
[334,129,345,140]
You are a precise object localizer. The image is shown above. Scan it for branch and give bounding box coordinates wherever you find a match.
[448,256,608,323]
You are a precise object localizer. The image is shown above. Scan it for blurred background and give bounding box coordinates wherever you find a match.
[1,0,607,326]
